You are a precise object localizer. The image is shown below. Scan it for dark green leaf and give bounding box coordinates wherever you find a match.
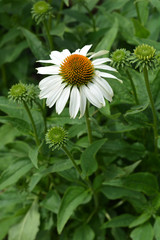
[73,225,95,240]
[130,222,154,240]
[81,139,106,177]
[57,186,91,234]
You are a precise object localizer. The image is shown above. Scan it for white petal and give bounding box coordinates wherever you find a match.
[36,66,59,75]
[72,48,80,54]
[61,49,71,58]
[50,51,66,65]
[79,45,92,56]
[96,70,122,82]
[46,83,66,108]
[92,58,112,66]
[89,50,108,59]
[95,64,117,72]
[79,86,87,118]
[83,83,105,108]
[39,75,62,89]
[56,86,71,114]
[37,60,58,64]
[94,80,113,102]
[94,75,113,96]
[39,80,62,98]
[69,86,80,118]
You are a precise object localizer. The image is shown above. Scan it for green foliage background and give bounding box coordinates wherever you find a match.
[0,0,160,239]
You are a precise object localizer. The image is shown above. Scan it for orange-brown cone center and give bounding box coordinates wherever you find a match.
[59,54,94,86]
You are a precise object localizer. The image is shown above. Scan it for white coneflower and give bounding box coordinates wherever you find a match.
[36,45,121,118]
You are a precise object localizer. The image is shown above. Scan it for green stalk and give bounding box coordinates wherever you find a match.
[35,100,47,133]
[62,146,82,176]
[85,103,93,145]
[143,66,158,153]
[126,69,139,105]
[23,101,40,146]
[62,145,98,221]
[43,20,53,50]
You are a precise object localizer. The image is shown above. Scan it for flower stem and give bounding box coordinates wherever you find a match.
[43,20,53,50]
[23,101,40,146]
[85,103,93,145]
[126,69,139,105]
[143,66,158,153]
[62,146,82,176]
[35,100,47,133]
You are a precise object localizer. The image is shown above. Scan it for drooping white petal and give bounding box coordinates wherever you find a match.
[46,83,66,108]
[79,86,87,118]
[89,50,108,59]
[69,86,80,119]
[72,48,80,54]
[49,51,67,65]
[36,66,59,75]
[83,83,105,108]
[39,75,62,89]
[95,64,117,72]
[92,58,112,66]
[39,80,62,98]
[96,70,122,82]
[37,60,58,64]
[94,75,113,96]
[56,86,71,114]
[93,78,113,102]
[79,45,92,56]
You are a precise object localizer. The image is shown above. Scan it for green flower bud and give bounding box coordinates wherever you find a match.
[8,83,39,104]
[8,83,28,103]
[110,49,131,70]
[45,127,68,150]
[130,44,159,72]
[31,1,53,24]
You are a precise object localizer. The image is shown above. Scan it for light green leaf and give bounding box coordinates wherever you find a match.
[73,225,95,240]
[154,216,160,240]
[63,0,69,6]
[57,186,91,234]
[81,139,106,177]
[102,214,136,229]
[132,19,150,38]
[0,160,32,190]
[8,201,40,240]
[129,212,152,228]
[130,222,154,240]
[50,23,65,38]
[0,216,20,240]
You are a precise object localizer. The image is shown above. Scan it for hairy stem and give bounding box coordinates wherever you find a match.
[126,69,139,105]
[143,66,158,153]
[23,101,40,146]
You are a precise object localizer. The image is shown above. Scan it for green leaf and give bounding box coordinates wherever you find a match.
[0,216,21,240]
[63,0,69,6]
[123,172,159,195]
[0,160,32,190]
[50,23,65,39]
[150,0,160,12]
[136,0,149,25]
[129,212,152,228]
[73,225,95,240]
[20,27,48,59]
[0,124,19,148]
[130,222,154,240]
[8,201,40,240]
[81,139,106,177]
[28,144,42,169]
[57,186,91,234]
[0,41,28,66]
[154,216,160,240]
[41,190,61,214]
[95,19,118,51]
[132,19,150,38]
[102,214,136,229]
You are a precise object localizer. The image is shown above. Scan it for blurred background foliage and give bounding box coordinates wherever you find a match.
[1,0,160,239]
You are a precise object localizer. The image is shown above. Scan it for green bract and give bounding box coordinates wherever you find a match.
[31,1,53,24]
[110,48,131,70]
[130,44,159,72]
[45,127,68,150]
